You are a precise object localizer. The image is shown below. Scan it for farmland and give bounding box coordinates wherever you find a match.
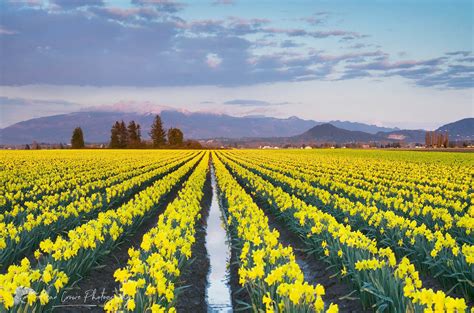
[0,149,472,312]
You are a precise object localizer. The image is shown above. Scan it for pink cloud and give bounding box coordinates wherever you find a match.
[206,53,223,68]
[0,26,18,35]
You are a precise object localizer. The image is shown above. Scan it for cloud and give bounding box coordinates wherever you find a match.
[181,17,271,37]
[131,0,184,13]
[347,43,368,50]
[280,40,302,48]
[0,96,83,128]
[6,0,43,7]
[0,96,79,107]
[0,26,17,35]
[89,6,164,23]
[0,3,368,87]
[212,0,234,5]
[414,64,474,88]
[298,11,330,26]
[179,17,361,41]
[336,69,371,80]
[50,0,104,9]
[0,2,471,90]
[206,53,223,68]
[261,27,364,39]
[223,99,287,106]
[338,52,473,88]
[445,51,471,57]
[300,17,322,25]
[83,101,174,114]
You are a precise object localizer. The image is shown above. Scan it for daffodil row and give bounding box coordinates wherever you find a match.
[1,150,177,211]
[1,150,113,210]
[0,152,197,269]
[2,151,188,225]
[226,151,472,243]
[104,152,210,312]
[224,150,473,244]
[213,153,339,313]
[0,152,203,312]
[216,152,468,312]
[263,149,472,214]
[232,150,471,219]
[221,151,473,300]
[275,151,473,237]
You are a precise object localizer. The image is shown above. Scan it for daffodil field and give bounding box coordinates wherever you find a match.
[0,149,472,312]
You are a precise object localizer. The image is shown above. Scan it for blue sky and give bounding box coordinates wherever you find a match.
[0,0,472,129]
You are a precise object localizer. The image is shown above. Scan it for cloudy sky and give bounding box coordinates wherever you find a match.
[0,0,472,129]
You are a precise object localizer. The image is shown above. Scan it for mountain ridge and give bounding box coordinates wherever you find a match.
[0,110,471,145]
[0,110,398,144]
[294,123,381,143]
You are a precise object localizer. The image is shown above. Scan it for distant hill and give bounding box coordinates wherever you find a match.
[436,118,474,141]
[0,110,400,145]
[328,120,398,134]
[294,123,380,143]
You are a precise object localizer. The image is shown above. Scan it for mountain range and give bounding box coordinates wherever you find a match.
[0,110,397,144]
[0,110,472,145]
[296,124,433,144]
[292,118,473,144]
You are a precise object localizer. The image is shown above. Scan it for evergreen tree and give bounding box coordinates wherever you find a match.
[127,121,141,148]
[118,120,129,148]
[109,121,121,148]
[167,127,184,146]
[136,124,141,142]
[149,115,167,148]
[71,127,85,149]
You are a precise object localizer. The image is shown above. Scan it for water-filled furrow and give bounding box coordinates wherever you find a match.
[205,165,233,313]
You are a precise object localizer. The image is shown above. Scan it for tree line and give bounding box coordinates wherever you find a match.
[425,131,449,148]
[109,120,142,148]
[70,115,201,149]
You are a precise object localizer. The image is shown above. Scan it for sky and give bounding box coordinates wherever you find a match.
[0,0,473,129]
